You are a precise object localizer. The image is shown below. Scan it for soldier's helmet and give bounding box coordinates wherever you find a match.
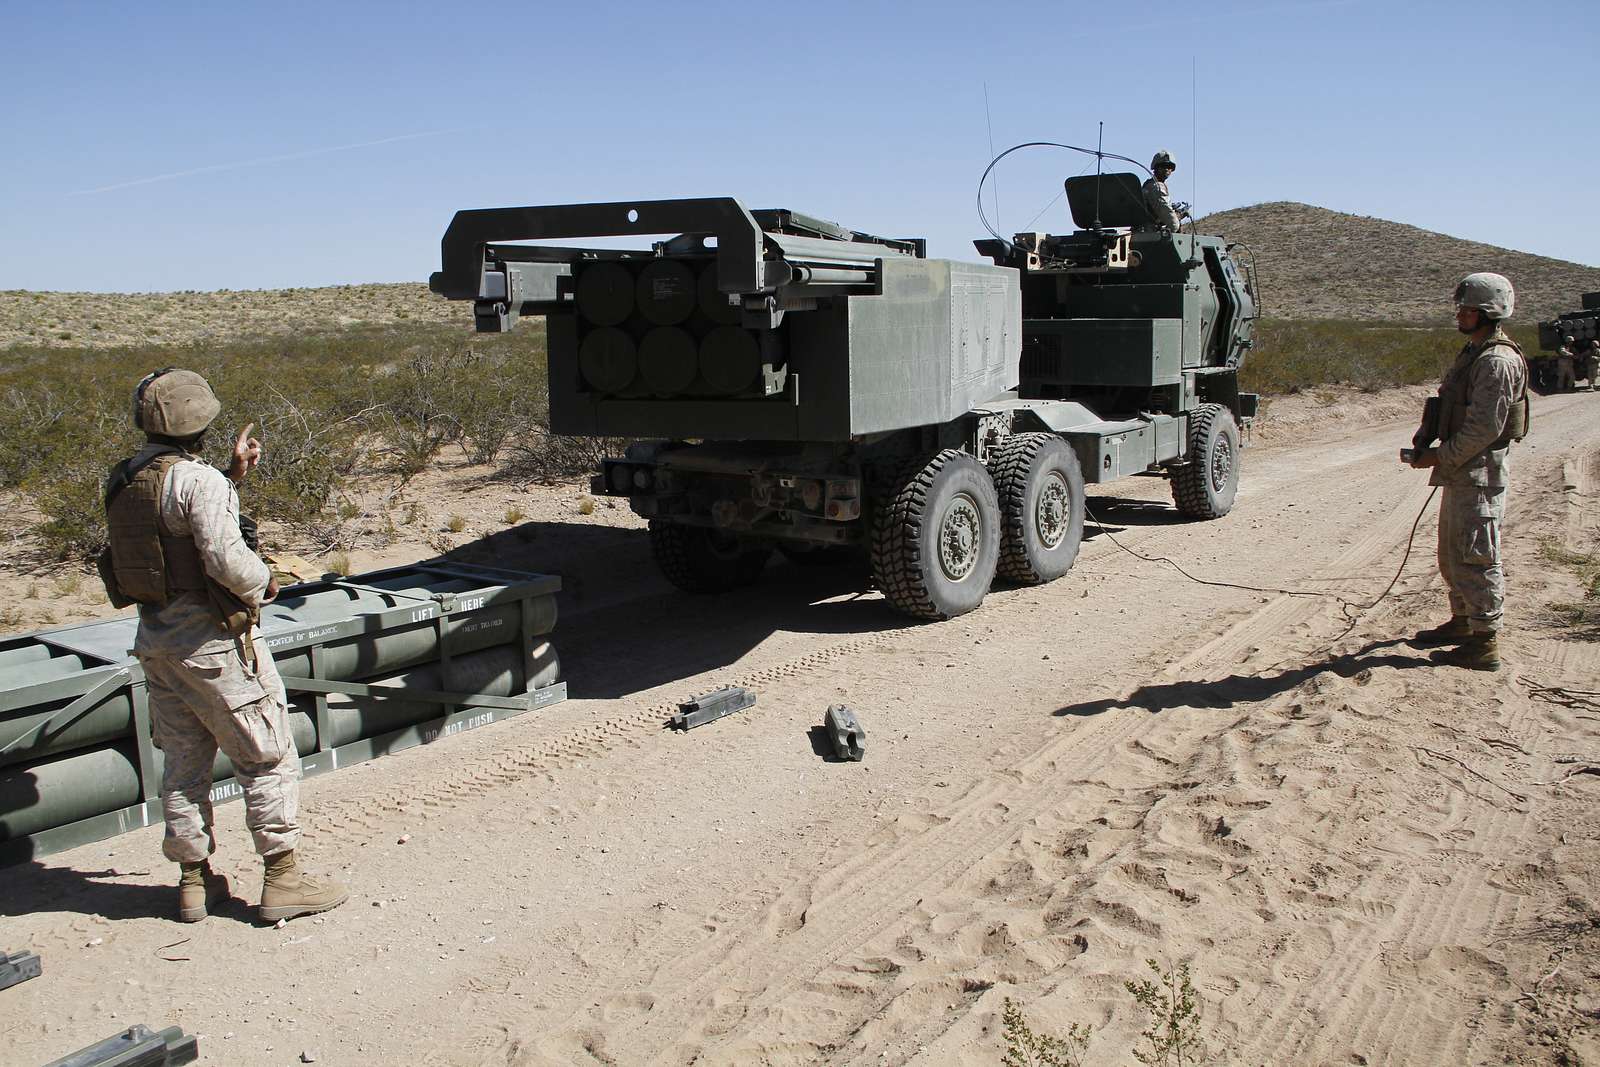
[1151,150,1177,173]
[1566,334,1577,344]
[133,368,221,437]
[1452,272,1514,321]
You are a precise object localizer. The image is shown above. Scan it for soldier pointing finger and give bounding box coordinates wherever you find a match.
[98,369,346,922]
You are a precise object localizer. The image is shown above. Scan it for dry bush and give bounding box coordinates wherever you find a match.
[0,323,550,559]
[502,429,632,482]
[1241,319,1539,396]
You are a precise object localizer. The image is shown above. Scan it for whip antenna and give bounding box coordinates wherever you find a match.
[984,82,1001,233]
[1093,121,1104,231]
[1191,56,1198,218]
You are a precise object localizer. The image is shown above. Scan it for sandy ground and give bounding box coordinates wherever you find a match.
[2,389,1599,1066]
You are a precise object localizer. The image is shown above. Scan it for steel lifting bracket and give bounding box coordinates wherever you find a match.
[0,949,41,991]
[671,687,756,730]
[824,705,866,761]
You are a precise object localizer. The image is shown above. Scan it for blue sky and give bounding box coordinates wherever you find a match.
[2,1,1593,293]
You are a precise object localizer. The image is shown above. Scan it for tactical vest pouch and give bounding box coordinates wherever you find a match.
[104,451,216,608]
[96,547,135,609]
[205,581,258,637]
[104,455,179,606]
[1502,394,1529,444]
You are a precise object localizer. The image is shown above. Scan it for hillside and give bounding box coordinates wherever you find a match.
[0,282,453,350]
[5,203,1600,349]
[1197,201,1600,324]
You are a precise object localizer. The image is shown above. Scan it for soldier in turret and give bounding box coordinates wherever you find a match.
[1407,273,1529,672]
[1555,335,1578,391]
[98,369,349,923]
[1141,150,1190,232]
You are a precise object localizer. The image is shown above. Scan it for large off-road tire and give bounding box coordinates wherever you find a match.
[649,521,770,593]
[869,450,1000,620]
[990,432,1085,584]
[1170,403,1240,519]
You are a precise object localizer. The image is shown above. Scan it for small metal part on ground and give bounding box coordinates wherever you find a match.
[41,1022,198,1067]
[672,687,756,730]
[0,949,41,991]
[825,705,866,761]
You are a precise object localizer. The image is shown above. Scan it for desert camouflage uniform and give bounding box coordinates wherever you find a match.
[1429,328,1527,634]
[1141,176,1182,230]
[1555,344,1577,390]
[1584,343,1600,390]
[125,444,299,863]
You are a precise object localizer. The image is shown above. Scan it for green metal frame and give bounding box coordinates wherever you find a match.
[1,562,565,866]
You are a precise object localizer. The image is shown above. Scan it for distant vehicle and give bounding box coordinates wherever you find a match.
[1534,292,1600,390]
[430,175,1258,619]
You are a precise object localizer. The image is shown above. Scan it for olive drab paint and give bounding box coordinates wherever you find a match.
[429,181,1258,619]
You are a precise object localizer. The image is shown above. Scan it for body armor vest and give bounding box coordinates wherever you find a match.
[103,451,207,605]
[99,451,256,636]
[1438,333,1529,449]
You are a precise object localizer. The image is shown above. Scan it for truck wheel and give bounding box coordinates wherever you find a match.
[870,450,999,620]
[1171,403,1240,519]
[990,433,1085,584]
[650,521,770,593]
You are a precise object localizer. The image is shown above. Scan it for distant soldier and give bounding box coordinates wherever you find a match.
[1555,335,1578,391]
[99,369,349,923]
[1585,340,1600,390]
[1141,150,1190,232]
[1408,273,1529,672]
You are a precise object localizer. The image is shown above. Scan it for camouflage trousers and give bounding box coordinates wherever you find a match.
[141,639,301,863]
[1556,357,1576,390]
[1437,486,1506,634]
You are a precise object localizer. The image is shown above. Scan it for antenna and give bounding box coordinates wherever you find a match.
[984,82,1000,234]
[1191,56,1198,217]
[1093,120,1104,232]
[1191,56,1198,260]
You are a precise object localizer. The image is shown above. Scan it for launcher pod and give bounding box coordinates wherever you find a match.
[431,185,1257,620]
[0,562,564,865]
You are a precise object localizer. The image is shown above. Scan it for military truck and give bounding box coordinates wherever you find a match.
[429,175,1258,619]
[1535,292,1600,390]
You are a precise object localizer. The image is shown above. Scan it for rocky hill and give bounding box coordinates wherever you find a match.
[1196,201,1600,324]
[5,203,1599,349]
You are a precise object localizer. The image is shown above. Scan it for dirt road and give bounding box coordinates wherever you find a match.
[4,391,1598,1066]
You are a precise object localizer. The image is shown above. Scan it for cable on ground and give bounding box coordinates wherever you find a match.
[1081,485,1439,648]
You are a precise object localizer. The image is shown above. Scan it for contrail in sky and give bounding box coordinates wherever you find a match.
[1096,0,1370,34]
[69,128,466,196]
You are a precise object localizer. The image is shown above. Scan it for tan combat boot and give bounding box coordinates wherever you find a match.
[1410,616,1471,648]
[1430,633,1500,672]
[177,861,231,923]
[259,850,350,922]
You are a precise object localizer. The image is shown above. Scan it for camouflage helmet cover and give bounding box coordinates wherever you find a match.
[1150,149,1176,172]
[133,368,221,437]
[1566,334,1576,343]
[1452,271,1514,320]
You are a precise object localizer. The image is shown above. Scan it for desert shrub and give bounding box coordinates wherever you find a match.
[1000,997,1090,1067]
[1242,319,1540,395]
[1126,959,1207,1067]
[1,322,550,559]
[502,429,632,482]
[1542,541,1600,640]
